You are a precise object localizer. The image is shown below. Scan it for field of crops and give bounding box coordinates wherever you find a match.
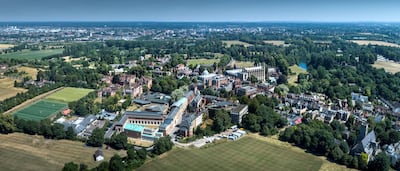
[45,87,94,103]
[0,49,63,60]
[13,100,67,121]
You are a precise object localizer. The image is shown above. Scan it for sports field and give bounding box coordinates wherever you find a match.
[45,87,94,103]
[13,100,67,121]
[138,136,323,171]
[0,49,63,60]
[0,133,126,171]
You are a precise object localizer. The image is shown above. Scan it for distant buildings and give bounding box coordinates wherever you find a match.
[226,65,266,82]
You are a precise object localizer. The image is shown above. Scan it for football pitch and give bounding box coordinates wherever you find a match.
[138,136,323,171]
[13,100,67,121]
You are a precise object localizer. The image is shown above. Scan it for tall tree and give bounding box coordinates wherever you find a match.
[0,114,15,134]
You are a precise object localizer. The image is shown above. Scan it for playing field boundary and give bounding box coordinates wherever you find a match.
[3,87,65,115]
[13,99,67,121]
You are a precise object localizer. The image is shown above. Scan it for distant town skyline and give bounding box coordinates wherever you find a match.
[1,0,400,22]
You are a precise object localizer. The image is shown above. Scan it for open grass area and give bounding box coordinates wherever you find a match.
[264,40,286,46]
[223,40,253,47]
[45,87,94,103]
[138,136,323,171]
[0,77,27,101]
[234,61,254,68]
[372,61,400,74]
[0,133,126,171]
[0,44,14,49]
[350,40,400,48]
[187,58,219,66]
[13,100,67,121]
[288,65,308,85]
[17,66,39,80]
[0,49,63,60]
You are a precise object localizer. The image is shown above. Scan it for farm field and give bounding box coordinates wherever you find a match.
[0,133,126,171]
[222,40,253,47]
[138,136,323,171]
[0,77,27,101]
[45,87,94,103]
[17,66,39,80]
[0,44,14,49]
[264,40,286,46]
[372,61,400,74]
[288,65,308,85]
[187,58,219,66]
[0,49,63,60]
[350,40,400,48]
[13,100,67,121]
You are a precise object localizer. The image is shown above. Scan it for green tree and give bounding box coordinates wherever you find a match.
[66,126,76,140]
[0,114,15,134]
[368,152,390,171]
[153,136,173,155]
[109,133,128,150]
[212,110,231,133]
[62,162,79,171]
[109,154,124,171]
[328,146,344,162]
[88,128,105,147]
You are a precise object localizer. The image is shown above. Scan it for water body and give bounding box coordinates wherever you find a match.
[298,62,308,71]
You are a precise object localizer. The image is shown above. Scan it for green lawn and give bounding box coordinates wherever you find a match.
[45,87,94,103]
[223,40,253,47]
[0,49,63,60]
[138,136,323,171]
[13,100,67,121]
[187,58,220,66]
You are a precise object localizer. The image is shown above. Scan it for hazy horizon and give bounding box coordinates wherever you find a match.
[1,0,400,22]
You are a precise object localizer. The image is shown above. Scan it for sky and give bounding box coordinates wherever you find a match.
[0,0,400,22]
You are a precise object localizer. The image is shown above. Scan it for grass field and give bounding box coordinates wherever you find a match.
[0,44,14,49]
[223,40,253,48]
[0,133,126,171]
[288,65,308,85]
[264,40,286,46]
[0,77,27,101]
[350,40,400,48]
[187,58,220,66]
[234,61,254,68]
[45,87,94,103]
[372,61,400,74]
[17,66,39,80]
[138,136,323,171]
[0,49,63,60]
[13,100,67,121]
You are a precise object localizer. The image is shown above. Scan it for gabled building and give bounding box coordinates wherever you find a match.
[351,127,379,162]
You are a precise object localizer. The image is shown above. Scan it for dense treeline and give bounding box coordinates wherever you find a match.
[151,76,190,94]
[239,95,286,136]
[68,92,100,116]
[37,62,100,89]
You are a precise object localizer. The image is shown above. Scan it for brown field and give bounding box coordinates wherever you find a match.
[264,40,286,46]
[288,65,308,85]
[350,40,400,48]
[222,40,253,47]
[372,61,400,74]
[0,77,27,101]
[0,44,14,49]
[234,61,254,68]
[17,66,39,80]
[0,133,126,171]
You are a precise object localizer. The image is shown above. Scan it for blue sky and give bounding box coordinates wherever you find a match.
[0,0,399,22]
